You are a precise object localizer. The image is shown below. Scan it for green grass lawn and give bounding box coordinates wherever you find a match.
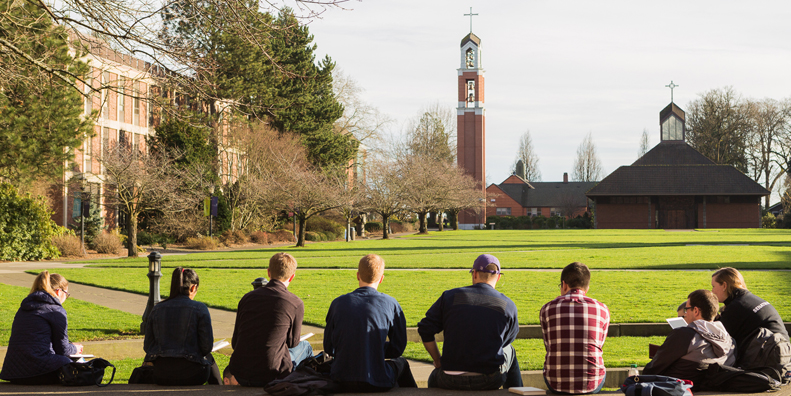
[76,229,791,269]
[0,283,141,346]
[34,268,791,327]
[403,336,666,370]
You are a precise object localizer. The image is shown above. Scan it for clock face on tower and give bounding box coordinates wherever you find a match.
[466,48,475,68]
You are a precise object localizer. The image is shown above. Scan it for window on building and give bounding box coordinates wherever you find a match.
[466,80,475,106]
[84,138,92,173]
[133,82,140,126]
[118,77,125,123]
[550,207,560,217]
[84,76,93,116]
[102,71,109,120]
[496,207,511,216]
[528,208,538,217]
[661,116,683,141]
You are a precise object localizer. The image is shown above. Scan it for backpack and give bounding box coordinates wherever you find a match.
[263,365,339,396]
[738,327,791,379]
[701,363,782,393]
[621,375,693,396]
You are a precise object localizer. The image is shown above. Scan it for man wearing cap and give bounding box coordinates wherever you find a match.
[417,254,522,390]
[540,262,610,394]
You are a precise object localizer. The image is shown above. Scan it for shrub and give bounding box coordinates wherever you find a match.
[306,216,344,239]
[499,216,516,230]
[365,222,383,232]
[321,231,337,241]
[304,231,321,241]
[547,217,557,229]
[0,183,60,260]
[92,232,123,254]
[250,230,269,244]
[762,213,777,229]
[136,230,156,246]
[185,236,218,250]
[486,216,501,229]
[270,229,295,243]
[516,216,532,229]
[221,229,248,245]
[52,234,83,257]
[532,215,546,229]
[390,220,414,233]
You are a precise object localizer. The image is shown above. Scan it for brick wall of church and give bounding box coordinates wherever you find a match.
[701,203,760,228]
[595,203,653,229]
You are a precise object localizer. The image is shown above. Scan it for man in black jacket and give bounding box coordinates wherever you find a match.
[644,290,736,385]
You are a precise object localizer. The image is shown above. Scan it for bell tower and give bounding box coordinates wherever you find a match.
[457,24,486,229]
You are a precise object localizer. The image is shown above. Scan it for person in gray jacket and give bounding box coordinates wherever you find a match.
[644,289,736,385]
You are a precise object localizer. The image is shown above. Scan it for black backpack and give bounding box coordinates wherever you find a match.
[738,327,791,379]
[621,375,693,396]
[701,363,783,393]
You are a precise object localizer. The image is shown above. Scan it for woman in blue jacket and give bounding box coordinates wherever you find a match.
[0,271,83,384]
[144,267,221,385]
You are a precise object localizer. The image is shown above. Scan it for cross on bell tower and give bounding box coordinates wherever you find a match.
[456,11,486,229]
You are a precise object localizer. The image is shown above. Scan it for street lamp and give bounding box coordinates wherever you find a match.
[251,277,268,289]
[140,251,162,334]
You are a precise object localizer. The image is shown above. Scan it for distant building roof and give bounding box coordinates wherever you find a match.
[497,180,596,207]
[633,141,714,166]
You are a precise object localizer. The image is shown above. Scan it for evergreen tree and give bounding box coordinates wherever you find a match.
[0,0,94,185]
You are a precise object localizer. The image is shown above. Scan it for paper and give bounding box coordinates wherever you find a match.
[508,387,546,395]
[666,317,687,329]
[299,333,315,342]
[212,339,230,352]
[68,354,94,358]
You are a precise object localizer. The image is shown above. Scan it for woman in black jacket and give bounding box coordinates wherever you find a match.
[711,267,788,349]
[143,267,221,385]
[0,271,83,384]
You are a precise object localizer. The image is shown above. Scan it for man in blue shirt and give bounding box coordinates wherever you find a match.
[417,254,522,390]
[324,254,417,392]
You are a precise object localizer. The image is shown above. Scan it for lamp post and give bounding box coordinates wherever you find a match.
[251,277,268,289]
[140,251,162,334]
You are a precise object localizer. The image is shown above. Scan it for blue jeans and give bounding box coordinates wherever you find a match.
[544,373,606,395]
[428,344,523,390]
[289,340,313,368]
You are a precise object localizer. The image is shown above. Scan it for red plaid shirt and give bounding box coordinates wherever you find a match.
[540,289,610,394]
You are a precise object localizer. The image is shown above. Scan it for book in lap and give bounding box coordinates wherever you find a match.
[509,387,546,395]
[212,339,230,352]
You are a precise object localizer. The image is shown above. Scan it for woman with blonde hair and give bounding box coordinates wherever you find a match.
[143,267,221,385]
[0,271,83,384]
[711,267,788,348]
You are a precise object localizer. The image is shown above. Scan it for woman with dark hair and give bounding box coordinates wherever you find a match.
[711,267,789,350]
[0,271,83,384]
[143,267,221,385]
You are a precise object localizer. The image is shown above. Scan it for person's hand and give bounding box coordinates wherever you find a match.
[73,343,84,354]
[433,360,442,369]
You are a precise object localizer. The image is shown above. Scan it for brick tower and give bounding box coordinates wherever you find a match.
[457,32,486,229]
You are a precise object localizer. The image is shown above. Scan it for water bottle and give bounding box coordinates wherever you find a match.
[628,364,639,377]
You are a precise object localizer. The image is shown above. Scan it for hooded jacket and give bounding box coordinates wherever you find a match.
[719,288,788,353]
[0,291,77,380]
[644,319,736,385]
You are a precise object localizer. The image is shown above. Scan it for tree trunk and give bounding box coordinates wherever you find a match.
[418,212,428,234]
[296,215,308,247]
[345,217,352,242]
[449,210,460,230]
[127,212,138,257]
[437,212,444,232]
[382,215,390,239]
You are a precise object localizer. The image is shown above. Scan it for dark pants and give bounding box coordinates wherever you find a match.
[339,357,418,392]
[153,357,221,385]
[7,368,62,385]
[428,344,523,390]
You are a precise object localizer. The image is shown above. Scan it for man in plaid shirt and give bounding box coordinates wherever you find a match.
[540,262,610,394]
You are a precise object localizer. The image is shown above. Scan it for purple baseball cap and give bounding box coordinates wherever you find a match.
[470,254,501,274]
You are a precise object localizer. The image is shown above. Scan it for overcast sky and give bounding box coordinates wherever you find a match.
[308,1,791,202]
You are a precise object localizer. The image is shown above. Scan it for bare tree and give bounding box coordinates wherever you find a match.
[333,68,391,145]
[99,143,197,257]
[686,87,751,172]
[745,98,790,207]
[510,130,541,182]
[572,132,602,182]
[441,166,485,230]
[402,156,445,234]
[638,128,651,158]
[363,158,408,240]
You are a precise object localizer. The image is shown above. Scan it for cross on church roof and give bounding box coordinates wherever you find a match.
[665,80,679,103]
[464,7,478,33]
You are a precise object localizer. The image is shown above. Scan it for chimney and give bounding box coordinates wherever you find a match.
[563,173,568,183]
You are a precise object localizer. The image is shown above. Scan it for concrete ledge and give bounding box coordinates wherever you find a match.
[0,382,788,396]
[406,323,676,342]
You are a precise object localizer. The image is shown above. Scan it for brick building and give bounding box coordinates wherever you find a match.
[586,102,769,229]
[486,173,595,218]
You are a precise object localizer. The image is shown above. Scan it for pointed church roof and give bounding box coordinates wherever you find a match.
[632,141,714,166]
[461,32,481,47]
[660,102,685,122]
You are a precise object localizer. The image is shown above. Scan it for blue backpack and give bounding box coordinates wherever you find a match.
[621,375,693,396]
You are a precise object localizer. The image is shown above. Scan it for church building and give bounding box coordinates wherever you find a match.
[586,102,769,229]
